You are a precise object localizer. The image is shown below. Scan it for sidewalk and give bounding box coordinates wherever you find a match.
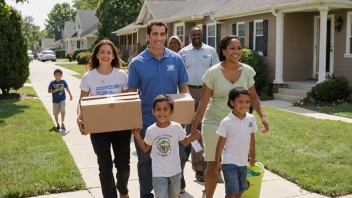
[28,61,351,198]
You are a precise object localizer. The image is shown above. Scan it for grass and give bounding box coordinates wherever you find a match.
[25,78,31,83]
[56,63,87,79]
[254,107,352,196]
[0,87,85,197]
[10,86,38,97]
[303,104,352,119]
[56,58,69,62]
[56,63,129,79]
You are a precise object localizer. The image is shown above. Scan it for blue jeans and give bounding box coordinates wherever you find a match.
[134,125,154,198]
[153,173,182,198]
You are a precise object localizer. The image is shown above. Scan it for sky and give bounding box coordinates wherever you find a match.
[5,0,73,30]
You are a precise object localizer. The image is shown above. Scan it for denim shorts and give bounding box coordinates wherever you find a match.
[222,163,247,194]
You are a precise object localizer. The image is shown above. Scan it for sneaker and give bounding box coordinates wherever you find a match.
[56,123,60,130]
[195,171,205,182]
[61,123,66,131]
[180,189,185,194]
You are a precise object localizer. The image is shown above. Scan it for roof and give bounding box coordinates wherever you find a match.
[81,22,98,37]
[50,39,63,46]
[112,22,145,35]
[212,0,352,20]
[145,0,191,21]
[77,9,99,37]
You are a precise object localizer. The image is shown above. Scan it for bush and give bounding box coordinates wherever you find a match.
[76,52,85,63]
[313,76,349,102]
[0,7,29,95]
[77,52,91,65]
[73,49,87,60]
[54,49,65,58]
[240,48,268,95]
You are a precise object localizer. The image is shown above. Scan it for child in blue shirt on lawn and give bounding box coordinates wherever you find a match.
[132,95,199,198]
[48,69,73,131]
[215,87,258,198]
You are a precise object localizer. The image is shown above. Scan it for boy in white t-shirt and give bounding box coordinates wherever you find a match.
[132,95,199,198]
[214,87,258,198]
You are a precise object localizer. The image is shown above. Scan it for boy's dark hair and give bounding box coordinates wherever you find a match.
[147,20,168,35]
[54,69,62,75]
[227,87,250,109]
[153,94,174,111]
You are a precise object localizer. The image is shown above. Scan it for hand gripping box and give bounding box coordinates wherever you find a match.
[167,93,195,124]
[80,92,142,134]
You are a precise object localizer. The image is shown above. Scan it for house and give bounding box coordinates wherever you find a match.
[62,22,76,53]
[211,0,352,101]
[40,38,55,52]
[113,0,230,61]
[50,31,64,50]
[64,9,98,53]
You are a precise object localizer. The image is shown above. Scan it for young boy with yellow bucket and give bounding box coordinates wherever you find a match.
[215,87,261,198]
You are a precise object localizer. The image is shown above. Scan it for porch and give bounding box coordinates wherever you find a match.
[273,81,316,102]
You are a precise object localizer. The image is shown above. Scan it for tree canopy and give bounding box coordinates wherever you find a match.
[23,16,43,51]
[95,0,142,45]
[45,3,76,37]
[72,0,99,10]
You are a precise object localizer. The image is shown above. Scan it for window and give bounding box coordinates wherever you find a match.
[207,24,216,48]
[77,41,80,49]
[254,20,264,55]
[346,12,352,58]
[174,23,184,43]
[237,22,245,46]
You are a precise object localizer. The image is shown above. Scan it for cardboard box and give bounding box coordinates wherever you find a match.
[167,93,195,124]
[81,92,142,134]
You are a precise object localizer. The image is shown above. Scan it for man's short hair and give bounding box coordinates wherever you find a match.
[147,21,168,35]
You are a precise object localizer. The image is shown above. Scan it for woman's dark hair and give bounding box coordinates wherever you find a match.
[87,39,124,71]
[227,87,250,109]
[153,94,174,111]
[219,35,241,61]
[147,20,168,35]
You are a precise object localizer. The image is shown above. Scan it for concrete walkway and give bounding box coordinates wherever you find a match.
[28,60,351,198]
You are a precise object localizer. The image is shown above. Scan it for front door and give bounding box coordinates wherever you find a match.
[313,15,334,77]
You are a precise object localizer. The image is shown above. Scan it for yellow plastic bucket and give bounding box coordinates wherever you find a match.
[242,162,265,198]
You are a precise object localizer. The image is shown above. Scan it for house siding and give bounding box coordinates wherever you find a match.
[87,37,95,49]
[283,12,315,81]
[330,9,352,88]
[138,28,147,45]
[185,22,196,46]
[222,13,276,81]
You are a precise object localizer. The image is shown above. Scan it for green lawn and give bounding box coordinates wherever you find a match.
[56,63,129,79]
[25,78,31,83]
[0,88,85,197]
[56,63,87,79]
[303,104,352,119]
[11,86,38,97]
[255,107,352,196]
[56,58,70,62]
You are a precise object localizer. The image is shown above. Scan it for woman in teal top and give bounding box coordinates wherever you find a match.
[191,35,269,198]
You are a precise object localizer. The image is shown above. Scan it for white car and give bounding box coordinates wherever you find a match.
[39,50,56,62]
[27,50,34,61]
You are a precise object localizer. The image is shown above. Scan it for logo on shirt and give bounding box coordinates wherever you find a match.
[248,122,253,128]
[155,134,172,157]
[167,65,175,71]
[53,84,65,96]
[203,55,209,58]
[96,84,121,95]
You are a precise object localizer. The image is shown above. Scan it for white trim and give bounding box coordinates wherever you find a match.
[346,12,352,56]
[236,22,245,44]
[174,22,185,45]
[253,19,264,56]
[206,23,217,48]
[313,14,335,78]
[274,12,284,83]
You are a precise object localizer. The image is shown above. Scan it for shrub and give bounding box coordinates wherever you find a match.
[78,52,91,65]
[73,49,88,60]
[65,53,70,59]
[76,52,85,63]
[314,76,349,102]
[240,48,268,95]
[0,7,29,95]
[54,49,65,58]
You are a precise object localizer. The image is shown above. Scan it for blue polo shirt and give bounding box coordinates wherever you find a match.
[128,47,189,125]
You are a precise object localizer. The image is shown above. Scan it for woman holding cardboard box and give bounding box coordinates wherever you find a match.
[190,35,270,198]
[77,39,131,198]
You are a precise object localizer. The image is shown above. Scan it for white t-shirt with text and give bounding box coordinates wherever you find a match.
[216,112,258,166]
[79,68,128,96]
[144,121,186,177]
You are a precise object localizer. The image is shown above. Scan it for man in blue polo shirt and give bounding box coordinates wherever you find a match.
[128,21,190,198]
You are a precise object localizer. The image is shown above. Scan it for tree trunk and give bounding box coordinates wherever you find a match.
[1,88,6,95]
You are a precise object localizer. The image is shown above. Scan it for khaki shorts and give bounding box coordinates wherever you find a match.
[53,101,66,116]
[202,122,220,162]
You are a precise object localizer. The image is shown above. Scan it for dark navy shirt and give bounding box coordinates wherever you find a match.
[48,80,68,103]
[128,47,189,125]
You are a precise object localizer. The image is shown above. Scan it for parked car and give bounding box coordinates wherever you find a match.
[27,50,34,61]
[39,50,56,62]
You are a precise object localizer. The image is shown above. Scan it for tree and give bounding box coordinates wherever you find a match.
[72,0,99,10]
[0,6,29,95]
[23,16,42,51]
[45,3,76,37]
[95,0,142,45]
